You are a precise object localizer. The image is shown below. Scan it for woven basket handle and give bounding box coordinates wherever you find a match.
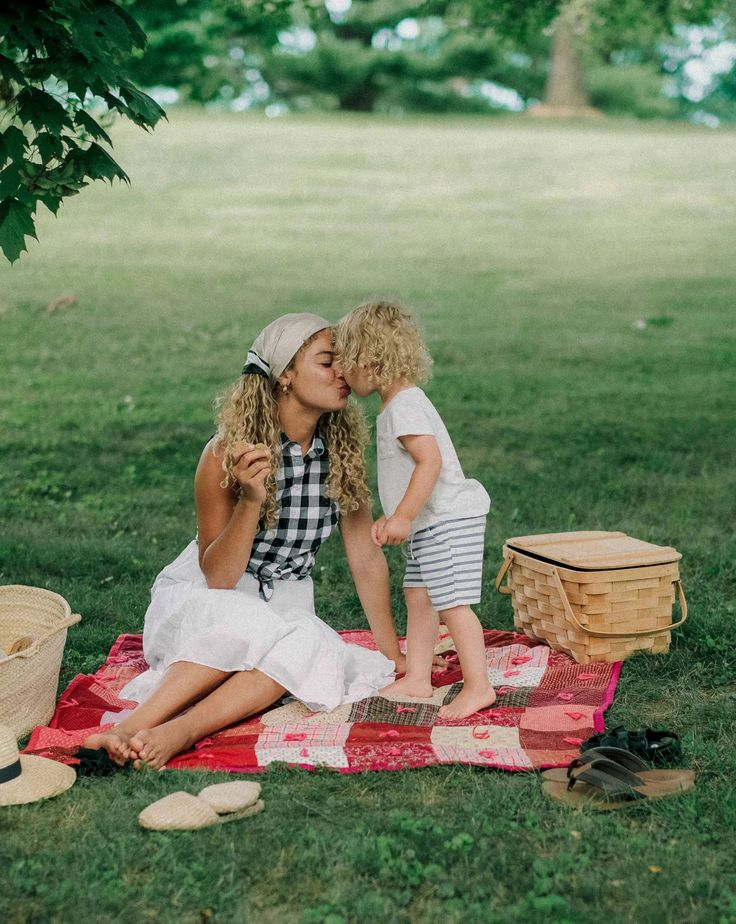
[551,570,687,638]
[14,612,82,659]
[495,553,513,595]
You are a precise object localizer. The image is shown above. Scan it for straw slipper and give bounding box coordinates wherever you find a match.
[542,746,695,786]
[139,781,263,830]
[542,755,694,810]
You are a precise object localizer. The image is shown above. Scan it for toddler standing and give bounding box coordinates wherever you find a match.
[335,301,495,719]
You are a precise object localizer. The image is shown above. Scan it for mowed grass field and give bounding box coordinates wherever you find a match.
[1,110,735,924]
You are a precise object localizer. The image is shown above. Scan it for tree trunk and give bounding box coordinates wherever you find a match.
[338,82,378,111]
[531,1,601,118]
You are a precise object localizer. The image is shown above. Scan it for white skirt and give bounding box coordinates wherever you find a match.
[112,541,396,715]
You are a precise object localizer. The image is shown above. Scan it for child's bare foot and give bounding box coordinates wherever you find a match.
[130,722,194,770]
[438,685,496,720]
[380,677,434,699]
[83,727,135,764]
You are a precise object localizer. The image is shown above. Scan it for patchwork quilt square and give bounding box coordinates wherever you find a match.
[348,696,439,727]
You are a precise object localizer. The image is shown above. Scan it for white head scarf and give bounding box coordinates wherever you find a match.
[242,313,331,381]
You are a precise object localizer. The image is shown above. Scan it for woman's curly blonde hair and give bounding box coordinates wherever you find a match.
[334,300,433,387]
[214,332,371,529]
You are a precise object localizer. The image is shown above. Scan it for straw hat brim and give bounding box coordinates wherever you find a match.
[0,754,76,806]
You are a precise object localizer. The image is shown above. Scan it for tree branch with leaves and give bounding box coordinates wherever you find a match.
[0,0,166,263]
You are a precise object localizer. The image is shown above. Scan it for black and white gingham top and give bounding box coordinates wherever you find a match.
[246,431,339,600]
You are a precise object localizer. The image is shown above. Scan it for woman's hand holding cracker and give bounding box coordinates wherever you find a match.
[232,441,271,506]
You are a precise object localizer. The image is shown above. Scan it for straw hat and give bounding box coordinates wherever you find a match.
[0,725,76,806]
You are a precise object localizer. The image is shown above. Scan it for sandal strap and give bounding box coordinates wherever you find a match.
[567,756,646,799]
[581,746,650,773]
[631,728,682,762]
[644,729,681,756]
[582,727,682,764]
[581,725,630,753]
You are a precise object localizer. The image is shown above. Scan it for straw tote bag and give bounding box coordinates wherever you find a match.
[0,585,81,736]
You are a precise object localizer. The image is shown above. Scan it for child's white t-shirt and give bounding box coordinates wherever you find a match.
[376,386,491,534]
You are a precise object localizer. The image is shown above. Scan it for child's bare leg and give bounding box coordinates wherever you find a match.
[131,668,284,769]
[84,661,229,762]
[437,605,495,719]
[381,587,438,699]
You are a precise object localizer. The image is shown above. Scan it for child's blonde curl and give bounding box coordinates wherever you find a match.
[334,300,433,387]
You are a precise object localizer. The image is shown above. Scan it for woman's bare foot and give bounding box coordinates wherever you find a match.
[380,677,434,699]
[83,727,135,764]
[130,721,195,770]
[438,685,496,720]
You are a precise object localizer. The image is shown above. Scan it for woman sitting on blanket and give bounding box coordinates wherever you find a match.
[86,313,408,769]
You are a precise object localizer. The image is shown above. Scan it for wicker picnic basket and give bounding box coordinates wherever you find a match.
[495,532,687,664]
[0,585,81,737]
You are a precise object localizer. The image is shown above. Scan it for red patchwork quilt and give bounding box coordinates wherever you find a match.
[25,629,621,773]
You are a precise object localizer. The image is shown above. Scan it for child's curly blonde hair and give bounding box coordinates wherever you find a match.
[334,300,433,387]
[214,332,371,529]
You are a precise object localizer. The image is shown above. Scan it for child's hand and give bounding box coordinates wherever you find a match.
[371,516,386,547]
[380,514,412,546]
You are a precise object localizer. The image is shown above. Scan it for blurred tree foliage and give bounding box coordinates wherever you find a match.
[262,1,551,113]
[0,0,165,263]
[125,0,295,103]
[127,0,736,120]
[126,0,560,111]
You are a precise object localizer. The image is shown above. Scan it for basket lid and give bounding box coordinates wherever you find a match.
[505,531,681,569]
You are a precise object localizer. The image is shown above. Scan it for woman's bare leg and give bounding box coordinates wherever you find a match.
[131,668,285,769]
[84,661,230,761]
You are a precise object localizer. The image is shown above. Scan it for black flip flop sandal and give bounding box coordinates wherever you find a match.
[73,746,133,776]
[542,755,694,810]
[581,726,682,765]
[542,747,695,786]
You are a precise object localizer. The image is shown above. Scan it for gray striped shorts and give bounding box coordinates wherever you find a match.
[402,516,486,611]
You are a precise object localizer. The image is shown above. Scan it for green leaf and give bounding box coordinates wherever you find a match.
[72,4,140,61]
[0,162,25,200]
[15,87,73,134]
[101,90,126,115]
[100,2,148,51]
[35,132,65,163]
[63,50,98,100]
[105,2,148,50]
[22,57,55,83]
[37,189,65,216]
[1,18,46,55]
[0,53,26,85]
[0,126,28,166]
[74,142,128,183]
[0,196,37,263]
[118,83,166,128]
[74,109,112,146]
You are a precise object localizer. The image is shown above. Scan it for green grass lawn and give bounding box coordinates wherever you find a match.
[1,110,735,924]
